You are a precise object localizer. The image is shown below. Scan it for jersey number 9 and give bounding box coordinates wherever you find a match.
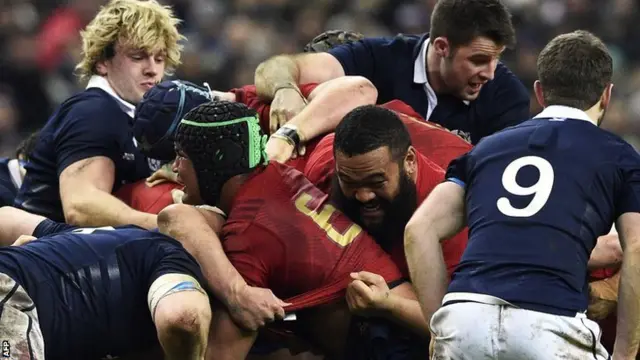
[497,156,554,217]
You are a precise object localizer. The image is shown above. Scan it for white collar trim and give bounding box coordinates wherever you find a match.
[7,159,23,188]
[86,75,136,118]
[413,39,429,85]
[533,105,596,125]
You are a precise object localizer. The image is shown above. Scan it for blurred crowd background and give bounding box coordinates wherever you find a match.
[1,0,640,157]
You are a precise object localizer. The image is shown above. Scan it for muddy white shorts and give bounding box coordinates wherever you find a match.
[430,292,610,360]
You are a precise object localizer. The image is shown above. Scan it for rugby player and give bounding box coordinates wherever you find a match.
[405,30,640,359]
[159,100,428,359]
[0,207,211,360]
[14,0,183,229]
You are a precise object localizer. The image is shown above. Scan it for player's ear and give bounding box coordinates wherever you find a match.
[600,83,613,110]
[432,37,450,58]
[404,146,417,177]
[95,60,108,76]
[533,80,546,108]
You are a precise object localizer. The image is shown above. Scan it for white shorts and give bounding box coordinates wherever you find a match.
[0,273,45,360]
[430,292,610,360]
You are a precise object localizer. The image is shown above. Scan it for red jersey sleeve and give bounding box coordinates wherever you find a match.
[380,100,473,169]
[114,180,182,214]
[232,83,319,134]
[303,133,336,193]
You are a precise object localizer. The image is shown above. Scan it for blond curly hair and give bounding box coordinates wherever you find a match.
[76,0,185,80]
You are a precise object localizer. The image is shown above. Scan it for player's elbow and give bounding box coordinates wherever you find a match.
[157,204,189,235]
[63,203,88,226]
[342,76,377,105]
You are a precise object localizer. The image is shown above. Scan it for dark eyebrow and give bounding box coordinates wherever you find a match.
[338,172,386,183]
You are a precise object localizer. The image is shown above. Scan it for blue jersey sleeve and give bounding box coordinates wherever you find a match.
[32,218,78,237]
[616,146,640,216]
[477,64,530,138]
[445,152,472,189]
[54,97,125,175]
[328,37,391,82]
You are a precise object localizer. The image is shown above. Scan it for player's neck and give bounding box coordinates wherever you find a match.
[217,174,249,213]
[426,45,447,94]
[583,103,604,126]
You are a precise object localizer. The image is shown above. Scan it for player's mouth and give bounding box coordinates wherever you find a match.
[141,82,155,90]
[468,82,483,93]
[360,201,383,219]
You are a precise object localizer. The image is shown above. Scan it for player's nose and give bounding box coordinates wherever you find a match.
[354,188,375,203]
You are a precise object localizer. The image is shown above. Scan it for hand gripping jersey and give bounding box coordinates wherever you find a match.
[221,162,403,311]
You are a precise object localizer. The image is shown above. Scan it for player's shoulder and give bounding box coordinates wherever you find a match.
[47,88,125,131]
[328,32,424,58]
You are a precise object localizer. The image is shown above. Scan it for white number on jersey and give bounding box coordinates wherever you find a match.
[497,156,554,217]
[72,226,116,234]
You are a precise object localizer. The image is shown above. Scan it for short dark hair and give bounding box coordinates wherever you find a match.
[15,130,40,161]
[334,105,411,162]
[537,30,613,111]
[429,0,516,49]
[175,100,267,206]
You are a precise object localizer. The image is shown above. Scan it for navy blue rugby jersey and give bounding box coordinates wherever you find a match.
[0,157,21,206]
[15,86,155,221]
[328,33,530,144]
[0,220,205,360]
[445,105,640,316]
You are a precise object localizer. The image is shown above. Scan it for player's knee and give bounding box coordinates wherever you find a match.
[154,293,212,340]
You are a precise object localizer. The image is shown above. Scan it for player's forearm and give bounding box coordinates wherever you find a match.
[404,225,449,324]
[63,188,157,229]
[287,76,377,141]
[379,294,430,337]
[613,245,640,358]
[157,205,246,305]
[255,55,300,101]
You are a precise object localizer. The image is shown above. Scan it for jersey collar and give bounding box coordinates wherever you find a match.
[533,105,596,126]
[86,75,136,118]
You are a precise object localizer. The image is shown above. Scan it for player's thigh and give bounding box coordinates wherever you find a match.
[502,307,610,360]
[429,302,500,359]
[0,273,45,360]
[148,273,211,335]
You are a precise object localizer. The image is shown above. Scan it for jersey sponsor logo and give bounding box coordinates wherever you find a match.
[147,158,163,172]
[449,129,472,143]
[122,153,135,161]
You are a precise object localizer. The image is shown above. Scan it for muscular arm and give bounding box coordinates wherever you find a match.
[59,156,157,229]
[254,53,344,101]
[0,207,46,246]
[612,212,640,359]
[404,182,467,325]
[287,76,377,141]
[157,204,241,302]
[383,282,430,336]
